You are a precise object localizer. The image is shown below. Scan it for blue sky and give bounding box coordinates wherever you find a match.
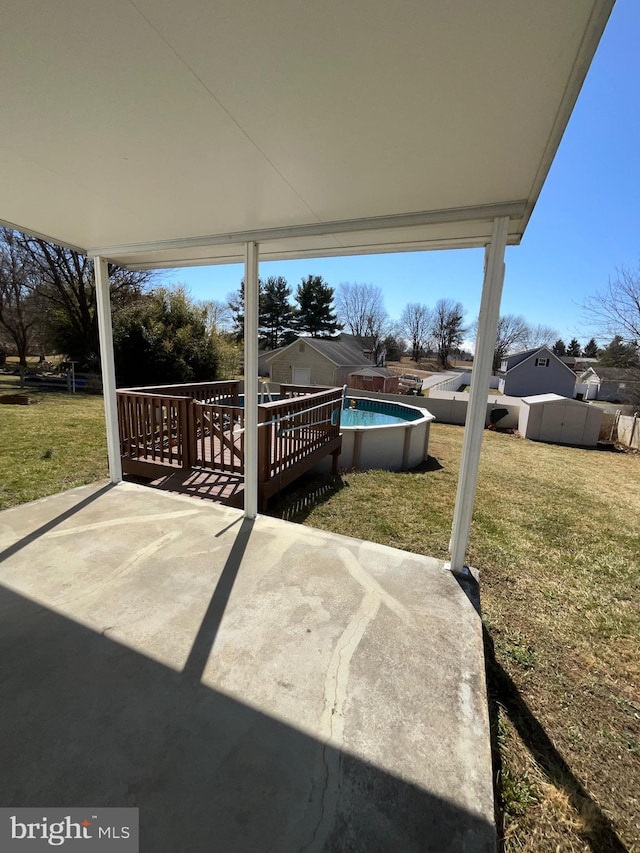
[167,0,639,350]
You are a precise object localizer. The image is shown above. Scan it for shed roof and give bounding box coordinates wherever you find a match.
[0,1,613,269]
[348,367,396,379]
[521,394,588,407]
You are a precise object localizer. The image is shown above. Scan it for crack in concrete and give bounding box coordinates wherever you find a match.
[299,546,417,851]
[43,509,199,538]
[303,589,380,852]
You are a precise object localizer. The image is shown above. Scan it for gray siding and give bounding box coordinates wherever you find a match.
[503,358,575,398]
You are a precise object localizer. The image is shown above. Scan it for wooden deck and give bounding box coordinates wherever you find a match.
[116,382,344,509]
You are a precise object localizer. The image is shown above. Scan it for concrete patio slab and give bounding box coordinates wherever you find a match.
[0,482,495,852]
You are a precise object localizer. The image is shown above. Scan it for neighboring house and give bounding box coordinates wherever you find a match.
[258,346,286,377]
[347,367,399,394]
[263,334,373,386]
[560,355,599,373]
[577,366,640,403]
[497,346,577,398]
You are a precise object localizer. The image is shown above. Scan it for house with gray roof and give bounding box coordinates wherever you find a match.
[496,346,577,398]
[262,334,373,387]
[578,366,640,403]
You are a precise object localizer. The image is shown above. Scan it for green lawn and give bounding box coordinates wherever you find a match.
[1,379,638,852]
[269,425,640,853]
[0,375,108,510]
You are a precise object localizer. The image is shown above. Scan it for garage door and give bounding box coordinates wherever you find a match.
[292,367,311,385]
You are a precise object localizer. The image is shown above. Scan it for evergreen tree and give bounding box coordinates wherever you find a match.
[294,276,340,337]
[567,338,581,357]
[552,338,566,356]
[228,278,265,341]
[583,337,598,358]
[260,276,296,350]
[382,334,403,362]
[598,336,640,368]
[113,286,221,386]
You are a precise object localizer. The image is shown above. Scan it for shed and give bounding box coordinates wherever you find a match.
[348,367,399,394]
[518,394,603,447]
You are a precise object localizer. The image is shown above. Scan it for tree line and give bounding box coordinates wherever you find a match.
[0,228,239,386]
[2,225,639,381]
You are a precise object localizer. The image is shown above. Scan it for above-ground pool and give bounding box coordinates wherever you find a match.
[323,396,434,472]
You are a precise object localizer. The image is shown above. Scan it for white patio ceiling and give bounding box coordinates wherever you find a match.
[0,0,612,270]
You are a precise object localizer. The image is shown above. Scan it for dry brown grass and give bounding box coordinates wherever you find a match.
[269,424,640,852]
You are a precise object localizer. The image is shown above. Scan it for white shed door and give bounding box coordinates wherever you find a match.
[539,404,564,442]
[292,367,311,385]
[560,406,587,444]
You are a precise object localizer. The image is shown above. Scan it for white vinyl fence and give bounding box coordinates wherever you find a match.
[600,411,640,449]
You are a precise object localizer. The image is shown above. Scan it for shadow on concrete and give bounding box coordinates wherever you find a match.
[483,627,629,853]
[0,482,115,564]
[450,568,482,618]
[127,469,245,509]
[0,581,496,853]
[182,518,253,684]
[266,473,346,524]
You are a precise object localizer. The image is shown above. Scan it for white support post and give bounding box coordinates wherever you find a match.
[244,241,259,519]
[94,256,122,484]
[448,217,508,573]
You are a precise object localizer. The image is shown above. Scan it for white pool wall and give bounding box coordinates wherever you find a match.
[316,399,435,472]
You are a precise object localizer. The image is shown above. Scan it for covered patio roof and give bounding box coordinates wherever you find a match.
[0,0,612,268]
[0,1,614,568]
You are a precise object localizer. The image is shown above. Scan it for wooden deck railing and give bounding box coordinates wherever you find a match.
[257,387,344,507]
[130,381,239,404]
[117,390,194,478]
[116,381,343,507]
[193,402,245,473]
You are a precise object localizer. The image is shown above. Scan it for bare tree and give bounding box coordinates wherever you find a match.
[17,234,157,368]
[581,264,640,343]
[523,322,558,350]
[431,298,466,368]
[199,298,233,333]
[0,228,44,366]
[470,313,530,371]
[336,282,389,362]
[400,303,432,363]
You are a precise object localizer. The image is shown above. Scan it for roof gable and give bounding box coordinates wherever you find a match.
[263,335,372,367]
[504,346,576,376]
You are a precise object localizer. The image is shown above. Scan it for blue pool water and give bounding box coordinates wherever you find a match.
[338,399,421,427]
[340,409,408,426]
